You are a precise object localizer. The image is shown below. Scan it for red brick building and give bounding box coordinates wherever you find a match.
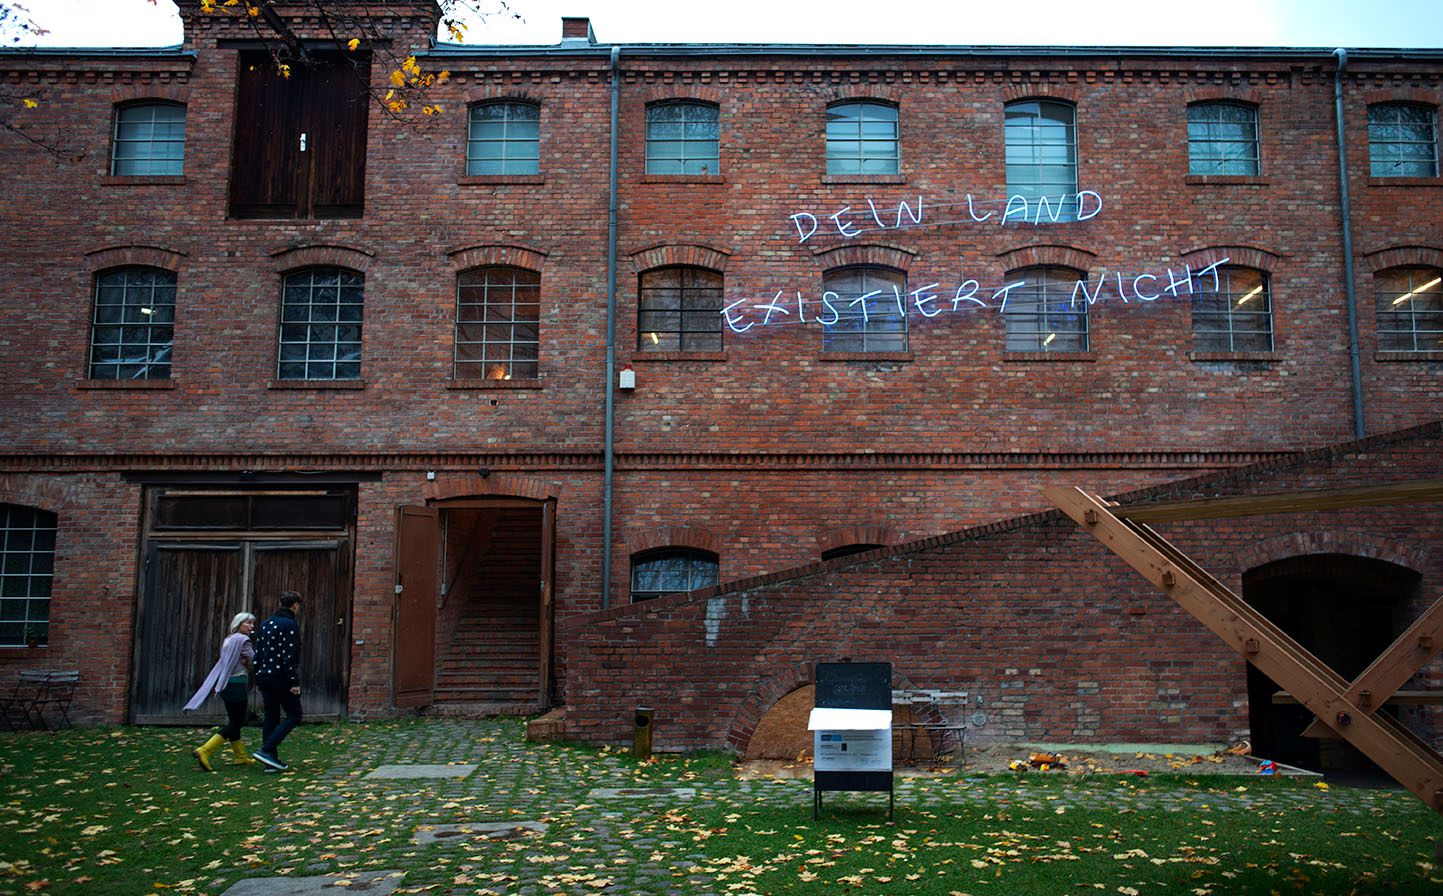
[0,2,1439,765]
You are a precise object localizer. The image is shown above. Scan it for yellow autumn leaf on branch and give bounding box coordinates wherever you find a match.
[389,70,406,87]
[347,39,360,52]
[22,99,38,108]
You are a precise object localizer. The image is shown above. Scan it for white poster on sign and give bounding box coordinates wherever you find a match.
[813,729,892,772]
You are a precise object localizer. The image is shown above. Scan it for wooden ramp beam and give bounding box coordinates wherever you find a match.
[1046,485,1443,816]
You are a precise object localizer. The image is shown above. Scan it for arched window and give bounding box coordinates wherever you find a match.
[1375,266,1443,353]
[630,548,719,602]
[90,266,176,380]
[455,266,541,380]
[0,504,57,647]
[1368,103,1438,178]
[825,101,898,175]
[1003,265,1087,352]
[1004,100,1078,220]
[645,101,720,175]
[1191,265,1273,352]
[1187,102,1260,175]
[467,102,541,176]
[821,266,908,353]
[112,101,185,176]
[278,268,364,381]
[638,266,723,351]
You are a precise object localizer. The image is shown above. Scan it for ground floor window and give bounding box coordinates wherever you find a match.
[0,504,56,647]
[630,548,718,602]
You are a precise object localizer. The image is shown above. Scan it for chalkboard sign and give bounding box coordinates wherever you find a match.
[810,661,893,819]
[816,661,892,711]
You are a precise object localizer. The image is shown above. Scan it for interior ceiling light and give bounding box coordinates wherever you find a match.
[1393,276,1442,306]
[1235,285,1263,307]
[1042,332,1057,346]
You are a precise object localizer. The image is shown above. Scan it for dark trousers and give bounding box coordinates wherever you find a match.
[258,681,303,753]
[218,696,247,741]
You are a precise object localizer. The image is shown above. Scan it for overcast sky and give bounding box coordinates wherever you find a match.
[16,0,1443,48]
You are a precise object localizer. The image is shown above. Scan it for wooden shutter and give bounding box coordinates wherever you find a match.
[307,55,370,218]
[230,52,303,218]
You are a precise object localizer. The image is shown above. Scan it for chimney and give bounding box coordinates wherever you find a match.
[560,16,597,45]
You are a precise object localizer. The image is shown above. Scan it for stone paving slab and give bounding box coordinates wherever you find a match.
[589,785,697,799]
[412,819,549,845]
[220,869,405,895]
[363,763,476,779]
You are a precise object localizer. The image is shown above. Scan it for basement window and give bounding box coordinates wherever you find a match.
[630,548,718,602]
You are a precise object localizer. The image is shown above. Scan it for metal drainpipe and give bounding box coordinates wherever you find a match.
[601,44,621,609]
[1333,47,1366,439]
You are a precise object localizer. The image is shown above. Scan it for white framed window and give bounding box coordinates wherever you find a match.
[825,101,898,175]
[112,102,185,176]
[645,102,720,175]
[1005,100,1078,220]
[1368,103,1439,178]
[467,102,541,176]
[1187,102,1260,175]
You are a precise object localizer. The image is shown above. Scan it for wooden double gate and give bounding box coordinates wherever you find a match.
[130,487,354,725]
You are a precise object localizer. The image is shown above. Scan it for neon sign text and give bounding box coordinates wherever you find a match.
[790,191,1106,243]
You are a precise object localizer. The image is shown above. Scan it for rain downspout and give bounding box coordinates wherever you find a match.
[1333,47,1366,439]
[601,44,621,609]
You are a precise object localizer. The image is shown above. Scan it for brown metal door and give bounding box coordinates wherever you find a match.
[393,505,439,708]
[539,500,556,710]
[132,543,244,724]
[250,542,349,719]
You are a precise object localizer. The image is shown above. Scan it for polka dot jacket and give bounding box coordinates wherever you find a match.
[253,607,301,688]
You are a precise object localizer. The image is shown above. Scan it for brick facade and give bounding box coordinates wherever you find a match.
[0,4,1439,740]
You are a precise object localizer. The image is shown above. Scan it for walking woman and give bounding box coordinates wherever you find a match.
[184,611,258,771]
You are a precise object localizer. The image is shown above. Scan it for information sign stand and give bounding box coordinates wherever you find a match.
[808,661,893,819]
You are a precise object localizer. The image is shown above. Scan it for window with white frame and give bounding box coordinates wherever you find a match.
[645,102,720,175]
[821,266,908,353]
[112,102,185,176]
[0,504,56,648]
[89,267,176,380]
[1004,100,1078,220]
[1375,266,1443,353]
[825,101,899,175]
[1368,103,1439,178]
[630,548,719,602]
[466,102,540,176]
[1187,102,1260,175]
[1003,266,1088,352]
[454,266,540,380]
[1191,265,1273,352]
[277,268,364,381]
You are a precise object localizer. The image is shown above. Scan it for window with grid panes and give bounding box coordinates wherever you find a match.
[1187,102,1260,175]
[1004,100,1078,220]
[0,505,56,647]
[825,102,898,175]
[1191,265,1273,352]
[1368,103,1439,177]
[821,266,908,353]
[89,267,176,380]
[455,266,540,380]
[466,102,540,175]
[1375,266,1443,353]
[1003,266,1088,352]
[630,548,719,602]
[638,266,723,352]
[112,102,185,176]
[277,268,364,381]
[645,102,719,175]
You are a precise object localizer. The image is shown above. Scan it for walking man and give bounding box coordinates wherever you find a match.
[253,590,303,770]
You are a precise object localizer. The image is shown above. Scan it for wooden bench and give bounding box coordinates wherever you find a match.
[0,670,78,731]
[892,689,970,765]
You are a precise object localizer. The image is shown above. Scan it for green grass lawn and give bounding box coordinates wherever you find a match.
[2,720,1440,895]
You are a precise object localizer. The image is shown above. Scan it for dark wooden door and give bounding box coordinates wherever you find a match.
[132,544,244,724]
[539,500,555,710]
[251,542,349,719]
[393,506,439,708]
[230,52,303,218]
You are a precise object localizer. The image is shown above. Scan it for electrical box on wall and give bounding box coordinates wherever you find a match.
[618,364,636,390]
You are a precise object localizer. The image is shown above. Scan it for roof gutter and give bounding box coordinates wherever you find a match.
[1333,47,1366,439]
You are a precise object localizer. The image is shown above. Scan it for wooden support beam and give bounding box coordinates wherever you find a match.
[1115,478,1443,523]
[1045,485,1443,816]
[1276,690,1443,706]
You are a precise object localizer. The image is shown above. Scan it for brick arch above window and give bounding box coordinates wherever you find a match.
[1001,86,1081,105]
[625,525,722,557]
[85,245,185,274]
[995,243,1096,272]
[447,243,548,273]
[1232,532,1432,584]
[464,88,544,106]
[0,476,73,515]
[816,525,901,557]
[1362,244,1443,273]
[812,242,915,271]
[1361,87,1441,108]
[640,85,725,106]
[1184,87,1263,106]
[823,86,901,105]
[270,244,375,275]
[109,85,190,105]
[423,472,561,503]
[629,243,731,274]
[1179,244,1280,273]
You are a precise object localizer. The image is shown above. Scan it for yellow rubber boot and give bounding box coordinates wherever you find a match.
[193,734,225,772]
[229,739,257,765]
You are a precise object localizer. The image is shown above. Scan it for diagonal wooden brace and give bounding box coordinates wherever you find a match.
[1045,485,1443,816]
[1298,594,1443,738]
